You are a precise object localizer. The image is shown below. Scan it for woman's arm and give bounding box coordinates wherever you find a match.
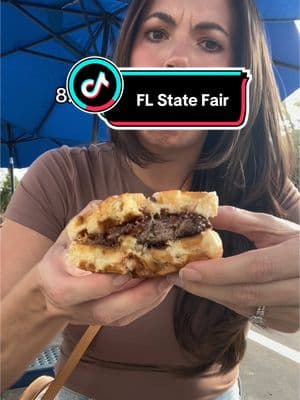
[1,219,54,300]
[1,265,68,391]
[1,205,173,391]
[1,219,68,390]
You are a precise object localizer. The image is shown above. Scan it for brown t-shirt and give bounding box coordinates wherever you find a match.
[5,142,300,400]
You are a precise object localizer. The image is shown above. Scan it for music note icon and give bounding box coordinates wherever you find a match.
[81,72,110,99]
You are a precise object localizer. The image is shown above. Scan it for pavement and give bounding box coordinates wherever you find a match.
[240,327,300,400]
[1,328,300,400]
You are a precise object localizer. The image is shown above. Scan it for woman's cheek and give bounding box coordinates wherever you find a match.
[130,43,165,67]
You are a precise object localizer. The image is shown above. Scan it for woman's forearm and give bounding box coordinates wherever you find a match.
[1,266,68,391]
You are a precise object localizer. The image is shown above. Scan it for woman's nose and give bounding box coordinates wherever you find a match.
[163,43,190,68]
[164,56,190,68]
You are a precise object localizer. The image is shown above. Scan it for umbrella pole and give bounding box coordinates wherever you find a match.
[92,116,99,144]
[9,157,15,195]
[7,126,15,195]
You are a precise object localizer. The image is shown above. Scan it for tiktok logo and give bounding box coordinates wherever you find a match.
[81,72,110,99]
[67,57,123,113]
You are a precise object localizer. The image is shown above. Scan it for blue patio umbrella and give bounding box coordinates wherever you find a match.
[256,0,300,99]
[1,0,130,191]
[1,0,300,192]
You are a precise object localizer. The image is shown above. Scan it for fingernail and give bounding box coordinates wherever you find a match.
[113,274,131,288]
[180,268,202,282]
[68,268,93,277]
[74,268,93,276]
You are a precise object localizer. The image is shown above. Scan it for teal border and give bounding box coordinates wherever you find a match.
[68,58,123,109]
[122,71,241,76]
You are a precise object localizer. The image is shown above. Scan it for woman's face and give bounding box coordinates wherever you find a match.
[131,0,234,68]
[129,0,235,152]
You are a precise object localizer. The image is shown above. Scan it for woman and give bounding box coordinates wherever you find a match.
[1,0,299,399]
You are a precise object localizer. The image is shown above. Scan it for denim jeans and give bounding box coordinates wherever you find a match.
[215,381,241,400]
[55,381,241,400]
[55,386,90,399]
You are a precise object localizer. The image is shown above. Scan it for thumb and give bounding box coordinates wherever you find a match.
[56,200,103,246]
[212,206,300,248]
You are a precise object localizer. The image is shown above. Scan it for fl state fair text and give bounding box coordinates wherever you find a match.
[136,93,230,108]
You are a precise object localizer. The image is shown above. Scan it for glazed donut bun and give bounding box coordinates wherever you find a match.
[66,191,223,278]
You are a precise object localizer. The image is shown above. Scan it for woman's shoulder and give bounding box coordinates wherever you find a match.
[4,142,119,242]
[29,141,117,183]
[280,180,300,224]
[42,141,115,165]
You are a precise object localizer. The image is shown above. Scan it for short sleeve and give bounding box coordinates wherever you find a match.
[280,180,300,224]
[4,147,74,242]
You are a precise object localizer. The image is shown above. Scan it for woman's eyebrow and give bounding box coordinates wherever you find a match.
[144,12,229,38]
[144,12,176,26]
[193,22,229,37]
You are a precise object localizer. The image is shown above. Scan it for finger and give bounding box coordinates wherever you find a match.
[176,279,299,308]
[113,278,145,292]
[221,303,300,332]
[53,273,133,307]
[56,229,70,247]
[70,278,172,325]
[176,238,299,286]
[220,302,251,318]
[107,288,172,327]
[263,306,300,332]
[212,206,300,247]
[40,246,133,307]
[90,278,172,325]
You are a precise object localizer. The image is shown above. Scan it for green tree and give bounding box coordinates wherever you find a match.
[291,128,300,189]
[0,173,19,214]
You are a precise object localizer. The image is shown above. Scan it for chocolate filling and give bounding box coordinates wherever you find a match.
[77,211,211,249]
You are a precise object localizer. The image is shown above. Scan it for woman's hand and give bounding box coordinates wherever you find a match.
[37,201,173,327]
[167,206,300,333]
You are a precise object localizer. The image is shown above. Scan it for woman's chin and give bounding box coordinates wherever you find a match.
[144,134,184,149]
[139,130,205,149]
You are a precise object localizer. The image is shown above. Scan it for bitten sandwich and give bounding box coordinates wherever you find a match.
[66,191,223,278]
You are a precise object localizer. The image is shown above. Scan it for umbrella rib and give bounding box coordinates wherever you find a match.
[2,19,103,58]
[9,1,84,59]
[47,138,64,147]
[85,22,104,55]
[21,48,76,64]
[112,5,130,19]
[101,19,110,56]
[273,60,300,71]
[91,0,106,15]
[2,123,35,142]
[35,100,58,135]
[15,136,44,144]
[264,18,300,22]
[15,1,105,19]
[79,0,99,55]
[14,131,35,141]
[112,17,123,29]
[109,23,118,57]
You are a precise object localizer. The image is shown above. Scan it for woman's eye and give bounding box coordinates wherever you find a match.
[199,39,223,52]
[145,30,168,42]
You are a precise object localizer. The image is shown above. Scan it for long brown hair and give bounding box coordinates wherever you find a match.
[109,0,294,377]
